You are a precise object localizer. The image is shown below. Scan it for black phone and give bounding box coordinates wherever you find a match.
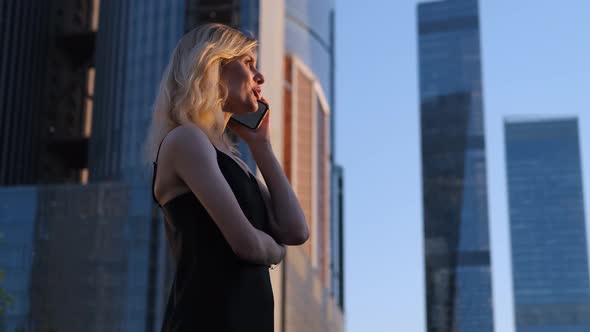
[230,100,269,130]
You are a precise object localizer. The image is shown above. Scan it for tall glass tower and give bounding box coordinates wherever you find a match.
[417,0,494,331]
[89,0,186,183]
[505,117,590,332]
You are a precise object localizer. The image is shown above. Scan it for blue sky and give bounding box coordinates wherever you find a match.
[335,1,590,331]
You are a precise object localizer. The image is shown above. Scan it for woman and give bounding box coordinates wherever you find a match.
[145,23,309,331]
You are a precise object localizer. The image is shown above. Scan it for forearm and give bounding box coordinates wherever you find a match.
[241,228,285,266]
[250,142,309,243]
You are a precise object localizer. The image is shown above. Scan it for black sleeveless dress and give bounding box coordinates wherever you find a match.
[152,137,274,332]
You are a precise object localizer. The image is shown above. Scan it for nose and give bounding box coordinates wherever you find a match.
[254,70,265,85]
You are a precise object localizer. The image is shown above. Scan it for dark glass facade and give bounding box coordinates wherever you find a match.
[89,0,185,183]
[0,187,36,332]
[1,1,184,330]
[0,0,95,185]
[0,1,48,185]
[505,117,590,332]
[330,164,345,310]
[0,183,168,332]
[417,0,494,331]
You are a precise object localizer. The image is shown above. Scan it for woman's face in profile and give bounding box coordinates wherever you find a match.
[220,50,265,114]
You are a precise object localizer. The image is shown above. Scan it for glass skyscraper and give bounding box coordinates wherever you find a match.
[417,0,494,331]
[89,0,186,183]
[0,0,97,185]
[505,117,590,332]
[0,183,169,332]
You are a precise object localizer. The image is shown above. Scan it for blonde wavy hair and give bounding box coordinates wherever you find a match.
[143,23,257,167]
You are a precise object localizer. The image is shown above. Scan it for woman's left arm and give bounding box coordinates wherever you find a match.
[250,142,309,246]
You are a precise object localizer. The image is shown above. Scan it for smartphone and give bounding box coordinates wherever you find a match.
[230,100,269,130]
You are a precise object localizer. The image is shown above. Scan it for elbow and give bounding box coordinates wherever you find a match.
[283,223,310,246]
[298,224,310,244]
[298,218,310,243]
[293,230,310,246]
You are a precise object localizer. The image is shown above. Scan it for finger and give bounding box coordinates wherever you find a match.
[258,110,270,128]
[259,96,270,108]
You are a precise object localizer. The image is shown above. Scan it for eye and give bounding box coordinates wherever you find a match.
[244,57,256,67]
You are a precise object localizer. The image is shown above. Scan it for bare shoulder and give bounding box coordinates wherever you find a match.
[166,123,211,147]
[166,124,215,158]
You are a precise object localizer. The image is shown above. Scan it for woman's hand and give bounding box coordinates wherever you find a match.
[226,97,271,149]
[269,244,286,269]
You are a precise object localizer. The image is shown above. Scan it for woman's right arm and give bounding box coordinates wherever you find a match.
[166,124,285,266]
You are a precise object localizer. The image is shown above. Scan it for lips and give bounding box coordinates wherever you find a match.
[253,87,261,100]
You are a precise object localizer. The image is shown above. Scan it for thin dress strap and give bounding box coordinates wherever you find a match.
[152,136,167,207]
